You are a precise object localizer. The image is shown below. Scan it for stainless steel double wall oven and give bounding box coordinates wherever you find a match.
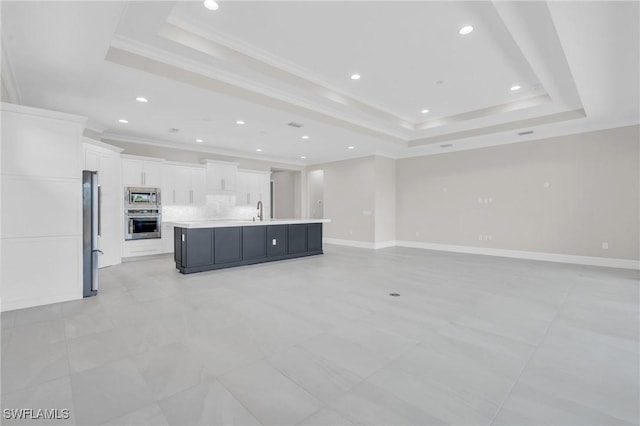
[124,187,161,240]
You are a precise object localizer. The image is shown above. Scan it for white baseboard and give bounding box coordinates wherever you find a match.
[395,241,640,270]
[373,240,398,249]
[323,238,377,249]
[323,238,639,270]
[323,238,399,250]
[1,292,82,312]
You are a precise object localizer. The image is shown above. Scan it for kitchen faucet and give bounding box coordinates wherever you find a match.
[256,200,263,221]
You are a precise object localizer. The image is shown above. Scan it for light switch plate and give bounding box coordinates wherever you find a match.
[272,239,277,245]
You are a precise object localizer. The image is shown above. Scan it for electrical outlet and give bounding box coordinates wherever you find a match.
[602,242,609,250]
[543,182,551,188]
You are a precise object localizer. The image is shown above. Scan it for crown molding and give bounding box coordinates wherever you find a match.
[165,12,414,125]
[409,108,586,147]
[108,35,410,143]
[102,132,306,167]
[1,102,87,124]
[1,37,22,104]
[398,119,639,159]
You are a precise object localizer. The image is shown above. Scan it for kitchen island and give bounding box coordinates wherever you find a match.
[167,219,330,274]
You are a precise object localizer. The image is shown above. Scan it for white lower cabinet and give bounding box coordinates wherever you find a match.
[161,223,174,254]
[122,239,163,258]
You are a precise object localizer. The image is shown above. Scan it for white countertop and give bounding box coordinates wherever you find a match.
[165,219,331,229]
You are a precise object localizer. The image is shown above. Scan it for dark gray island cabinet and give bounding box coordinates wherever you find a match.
[171,220,327,274]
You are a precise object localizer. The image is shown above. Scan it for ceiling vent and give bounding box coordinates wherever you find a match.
[168,128,180,133]
[287,122,303,128]
[517,130,534,136]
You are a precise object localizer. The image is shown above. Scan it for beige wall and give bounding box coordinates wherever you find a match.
[272,171,295,218]
[396,125,640,260]
[1,78,9,102]
[309,155,397,244]
[307,170,324,219]
[374,156,396,243]
[311,156,376,243]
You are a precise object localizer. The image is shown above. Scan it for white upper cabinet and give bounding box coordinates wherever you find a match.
[163,163,206,205]
[122,156,163,187]
[191,167,206,204]
[204,160,238,195]
[236,170,271,213]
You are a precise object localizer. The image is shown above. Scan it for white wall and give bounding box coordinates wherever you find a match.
[1,103,86,311]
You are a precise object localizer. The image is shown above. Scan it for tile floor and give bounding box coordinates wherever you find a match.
[1,245,638,425]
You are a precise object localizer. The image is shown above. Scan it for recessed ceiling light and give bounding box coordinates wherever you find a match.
[348,146,355,150]
[350,74,361,80]
[195,139,203,143]
[300,156,307,159]
[256,148,262,152]
[459,25,474,35]
[203,0,219,11]
[135,96,148,103]
[236,120,245,125]
[421,109,429,114]
[118,119,128,123]
[510,85,521,91]
[301,135,309,140]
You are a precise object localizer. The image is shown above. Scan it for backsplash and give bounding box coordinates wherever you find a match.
[163,195,264,222]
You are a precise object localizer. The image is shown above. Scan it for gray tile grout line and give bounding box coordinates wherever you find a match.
[488,278,578,425]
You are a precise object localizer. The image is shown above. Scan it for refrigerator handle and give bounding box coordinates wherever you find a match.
[97,186,102,236]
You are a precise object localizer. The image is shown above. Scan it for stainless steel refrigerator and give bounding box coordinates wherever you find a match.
[82,170,101,297]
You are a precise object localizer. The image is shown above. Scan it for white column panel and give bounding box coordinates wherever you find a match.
[2,111,82,178]
[1,236,82,311]
[1,103,86,312]
[1,176,81,238]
